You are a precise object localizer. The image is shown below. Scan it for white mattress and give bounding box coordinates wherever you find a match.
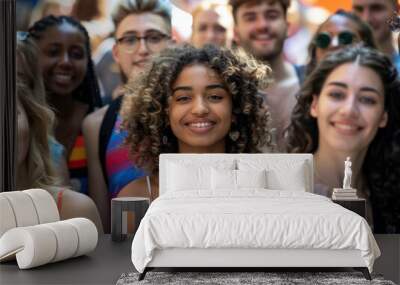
[131,190,380,273]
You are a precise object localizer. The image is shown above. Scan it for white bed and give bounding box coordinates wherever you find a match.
[131,154,380,280]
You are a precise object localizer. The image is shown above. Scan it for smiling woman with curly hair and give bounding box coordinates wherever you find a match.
[118,44,273,200]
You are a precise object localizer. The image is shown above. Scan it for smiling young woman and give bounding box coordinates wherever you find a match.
[28,15,102,194]
[15,35,103,233]
[286,46,400,233]
[117,44,273,200]
[168,64,233,153]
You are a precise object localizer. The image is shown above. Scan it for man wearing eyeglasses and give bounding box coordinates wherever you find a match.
[229,0,302,151]
[82,0,174,233]
[112,3,172,82]
[352,0,400,72]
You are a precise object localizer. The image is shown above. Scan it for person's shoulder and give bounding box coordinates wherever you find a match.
[56,188,103,233]
[61,189,92,201]
[47,186,86,200]
[83,105,109,127]
[82,105,110,140]
[61,189,98,214]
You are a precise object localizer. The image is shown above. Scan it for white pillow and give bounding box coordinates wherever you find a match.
[211,168,267,190]
[237,169,267,189]
[211,168,236,190]
[238,159,308,191]
[266,167,306,191]
[166,159,235,192]
[167,162,210,191]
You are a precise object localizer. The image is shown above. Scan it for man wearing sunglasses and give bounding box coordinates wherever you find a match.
[229,0,302,151]
[352,0,400,72]
[83,0,174,233]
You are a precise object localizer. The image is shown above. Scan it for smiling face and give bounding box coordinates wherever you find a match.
[191,9,228,48]
[234,1,287,61]
[352,0,394,44]
[168,64,233,153]
[315,15,362,63]
[112,13,171,82]
[310,63,387,154]
[37,22,87,96]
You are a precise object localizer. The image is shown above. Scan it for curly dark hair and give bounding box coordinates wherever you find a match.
[121,44,273,174]
[306,9,377,76]
[28,15,102,110]
[287,46,400,233]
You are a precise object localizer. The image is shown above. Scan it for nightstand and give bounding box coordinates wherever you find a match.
[332,198,366,218]
[111,197,149,242]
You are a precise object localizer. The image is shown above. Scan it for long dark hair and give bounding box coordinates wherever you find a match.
[28,15,102,110]
[287,46,400,233]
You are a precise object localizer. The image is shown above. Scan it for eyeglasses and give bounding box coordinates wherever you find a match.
[314,31,357,49]
[116,31,170,53]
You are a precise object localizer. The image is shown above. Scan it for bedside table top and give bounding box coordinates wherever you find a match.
[112,197,150,202]
[332,198,366,202]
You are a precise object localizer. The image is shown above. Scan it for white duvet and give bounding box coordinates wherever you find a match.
[131,190,380,273]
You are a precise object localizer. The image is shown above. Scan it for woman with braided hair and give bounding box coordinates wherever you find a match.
[15,32,103,232]
[117,44,273,201]
[28,15,102,194]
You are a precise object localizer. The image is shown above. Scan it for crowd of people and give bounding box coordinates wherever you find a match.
[14,0,400,234]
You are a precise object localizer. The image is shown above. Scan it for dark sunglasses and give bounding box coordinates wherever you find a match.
[314,31,356,49]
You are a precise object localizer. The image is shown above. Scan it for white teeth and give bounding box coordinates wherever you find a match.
[55,74,72,82]
[188,122,213,128]
[255,34,271,40]
[335,123,358,131]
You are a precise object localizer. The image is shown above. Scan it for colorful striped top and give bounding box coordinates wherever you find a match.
[68,133,88,194]
[105,115,146,198]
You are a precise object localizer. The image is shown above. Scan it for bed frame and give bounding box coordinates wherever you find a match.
[139,248,371,280]
[138,154,372,280]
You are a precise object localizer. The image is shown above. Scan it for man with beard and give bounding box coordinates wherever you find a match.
[352,0,400,72]
[82,0,174,233]
[229,0,301,150]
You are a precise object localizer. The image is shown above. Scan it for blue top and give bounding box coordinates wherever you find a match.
[392,52,400,75]
[49,136,65,167]
[105,114,146,197]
